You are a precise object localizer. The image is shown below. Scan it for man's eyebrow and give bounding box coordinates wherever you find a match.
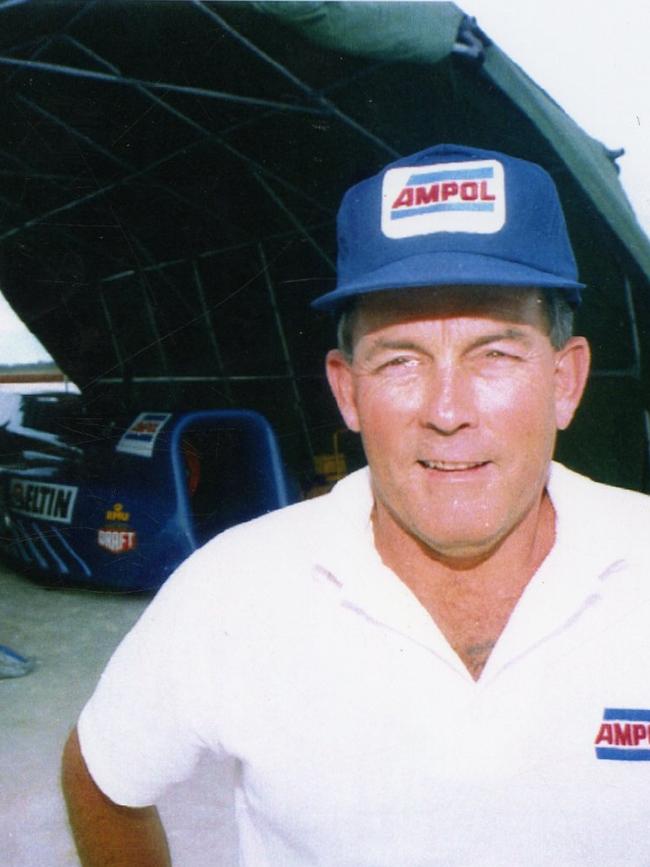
[363,338,424,359]
[466,327,534,350]
[363,328,534,357]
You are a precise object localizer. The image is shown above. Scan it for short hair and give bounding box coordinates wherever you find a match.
[336,288,575,360]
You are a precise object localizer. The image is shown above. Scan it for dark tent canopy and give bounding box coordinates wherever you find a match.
[1,1,649,491]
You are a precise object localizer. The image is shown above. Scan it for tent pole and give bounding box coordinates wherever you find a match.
[623,274,642,380]
[193,1,399,157]
[138,280,172,385]
[258,243,315,464]
[253,173,335,270]
[0,55,323,116]
[192,260,233,404]
[99,287,128,401]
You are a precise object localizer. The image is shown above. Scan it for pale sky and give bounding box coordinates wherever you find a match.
[0,0,648,365]
[463,0,650,233]
[0,292,52,365]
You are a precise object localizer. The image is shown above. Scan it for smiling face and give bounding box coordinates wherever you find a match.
[326,286,590,565]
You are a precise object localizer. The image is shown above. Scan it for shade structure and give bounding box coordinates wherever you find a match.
[0,1,648,491]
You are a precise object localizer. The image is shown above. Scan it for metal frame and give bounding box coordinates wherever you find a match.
[0,0,647,483]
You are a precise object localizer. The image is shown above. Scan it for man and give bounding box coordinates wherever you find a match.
[62,144,650,865]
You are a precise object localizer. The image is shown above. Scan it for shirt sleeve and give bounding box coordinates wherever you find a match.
[78,546,227,807]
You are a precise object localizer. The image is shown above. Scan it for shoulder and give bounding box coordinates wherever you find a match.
[551,462,650,511]
[205,465,370,558]
[156,466,372,603]
[550,462,650,553]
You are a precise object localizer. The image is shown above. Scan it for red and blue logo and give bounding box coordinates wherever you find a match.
[116,412,172,458]
[381,158,506,239]
[389,166,497,218]
[594,708,650,761]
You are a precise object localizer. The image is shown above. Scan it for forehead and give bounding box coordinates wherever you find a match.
[352,286,550,339]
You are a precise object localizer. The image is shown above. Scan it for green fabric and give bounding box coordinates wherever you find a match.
[252,1,464,64]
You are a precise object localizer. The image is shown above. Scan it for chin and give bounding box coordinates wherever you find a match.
[404,501,506,551]
[418,530,503,564]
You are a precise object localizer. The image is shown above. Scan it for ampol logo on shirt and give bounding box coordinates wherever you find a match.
[381,159,506,239]
[594,708,650,761]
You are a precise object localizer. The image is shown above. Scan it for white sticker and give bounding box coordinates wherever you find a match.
[381,159,506,238]
[116,412,172,458]
[98,528,137,554]
[8,479,78,524]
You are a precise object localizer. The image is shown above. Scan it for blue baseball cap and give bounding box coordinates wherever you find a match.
[312,143,584,311]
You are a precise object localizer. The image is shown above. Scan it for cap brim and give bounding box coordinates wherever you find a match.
[312,251,584,311]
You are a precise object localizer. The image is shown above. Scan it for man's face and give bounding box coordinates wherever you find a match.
[326,286,590,563]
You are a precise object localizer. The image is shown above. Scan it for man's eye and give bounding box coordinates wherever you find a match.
[384,356,418,368]
[371,355,420,375]
[484,349,520,361]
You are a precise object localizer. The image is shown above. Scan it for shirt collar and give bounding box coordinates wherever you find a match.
[320,461,627,581]
[313,462,633,665]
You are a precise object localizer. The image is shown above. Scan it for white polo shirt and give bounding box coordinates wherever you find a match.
[79,462,650,865]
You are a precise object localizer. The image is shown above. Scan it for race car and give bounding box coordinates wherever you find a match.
[0,391,297,591]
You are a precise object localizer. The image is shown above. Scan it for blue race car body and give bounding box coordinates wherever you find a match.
[0,393,297,591]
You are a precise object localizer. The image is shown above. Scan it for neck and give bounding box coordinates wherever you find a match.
[372,491,556,679]
[373,487,555,583]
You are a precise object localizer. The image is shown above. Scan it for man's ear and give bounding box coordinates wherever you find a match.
[325,349,361,433]
[554,336,591,431]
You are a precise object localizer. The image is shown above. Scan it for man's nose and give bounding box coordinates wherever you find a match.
[419,364,477,434]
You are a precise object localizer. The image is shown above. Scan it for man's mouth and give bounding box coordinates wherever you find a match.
[417,460,489,471]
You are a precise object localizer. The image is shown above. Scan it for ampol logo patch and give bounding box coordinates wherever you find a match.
[594,708,650,761]
[381,159,506,239]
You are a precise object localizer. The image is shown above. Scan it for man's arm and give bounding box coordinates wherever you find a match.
[61,727,172,867]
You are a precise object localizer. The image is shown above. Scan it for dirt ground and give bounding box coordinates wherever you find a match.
[1,563,237,866]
